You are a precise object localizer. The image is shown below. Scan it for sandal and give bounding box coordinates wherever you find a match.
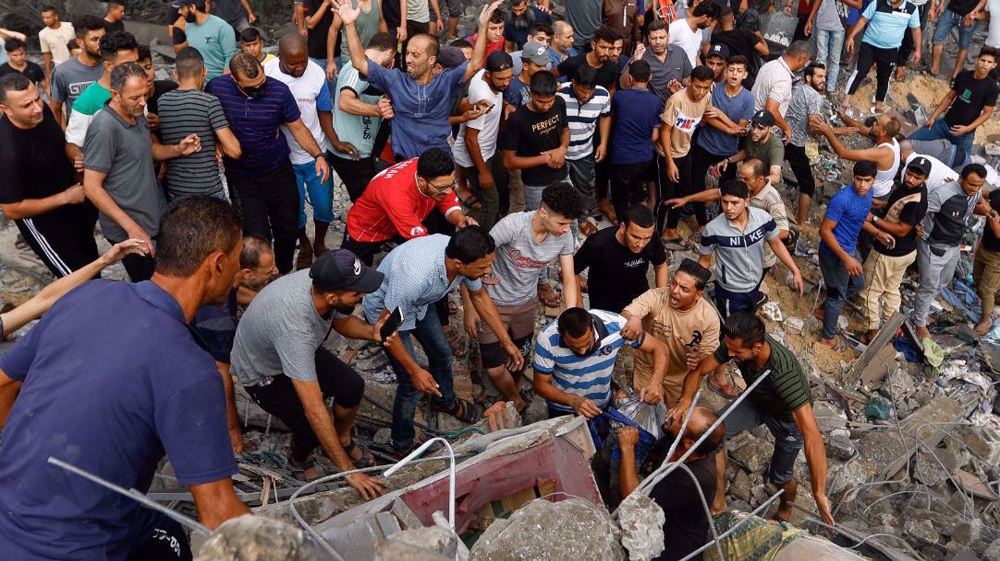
[344,439,377,469]
[435,397,482,424]
[288,458,321,482]
[443,325,467,357]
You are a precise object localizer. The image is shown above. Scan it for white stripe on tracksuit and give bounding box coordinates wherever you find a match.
[22,218,72,276]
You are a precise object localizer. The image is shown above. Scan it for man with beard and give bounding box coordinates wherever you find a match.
[724,110,784,187]
[231,250,390,494]
[266,32,359,269]
[338,0,503,160]
[810,113,902,206]
[785,63,827,224]
[505,0,552,50]
[50,15,105,126]
[669,1,721,68]
[83,63,202,281]
[454,51,514,231]
[621,19,690,104]
[557,25,621,92]
[173,0,239,81]
[750,40,811,142]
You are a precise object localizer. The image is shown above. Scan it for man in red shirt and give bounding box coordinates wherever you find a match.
[342,147,477,264]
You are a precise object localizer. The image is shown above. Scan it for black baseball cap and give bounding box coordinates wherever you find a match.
[706,44,730,60]
[486,51,514,72]
[437,47,467,70]
[310,250,384,293]
[907,156,932,178]
[751,110,775,128]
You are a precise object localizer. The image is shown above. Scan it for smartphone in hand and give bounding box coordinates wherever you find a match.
[380,307,404,341]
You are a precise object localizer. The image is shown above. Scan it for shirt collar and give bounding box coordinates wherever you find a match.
[131,280,186,324]
[778,56,793,77]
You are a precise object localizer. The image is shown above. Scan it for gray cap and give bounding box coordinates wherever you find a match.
[521,41,550,65]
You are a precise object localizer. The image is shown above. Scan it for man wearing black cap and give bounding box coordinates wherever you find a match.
[704,43,729,82]
[230,250,389,497]
[722,109,784,187]
[859,157,928,342]
[453,50,514,231]
[173,0,239,80]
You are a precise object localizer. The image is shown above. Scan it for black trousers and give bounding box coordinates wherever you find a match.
[609,161,651,221]
[341,232,401,266]
[17,212,98,278]
[662,153,701,231]
[690,143,734,193]
[226,163,299,274]
[785,143,817,197]
[244,348,365,464]
[847,42,898,102]
[103,236,156,281]
[330,154,375,202]
[897,3,928,65]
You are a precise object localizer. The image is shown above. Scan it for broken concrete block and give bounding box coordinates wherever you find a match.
[986,539,1000,561]
[827,436,857,461]
[374,539,452,561]
[380,526,462,561]
[959,425,1000,465]
[470,497,625,561]
[617,492,665,561]
[729,437,772,475]
[729,470,752,502]
[951,518,982,546]
[905,518,940,546]
[914,451,950,487]
[196,514,304,561]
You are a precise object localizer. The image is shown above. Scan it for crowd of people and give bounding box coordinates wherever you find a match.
[0,0,998,559]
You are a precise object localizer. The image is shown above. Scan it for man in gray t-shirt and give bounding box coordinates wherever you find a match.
[469,182,581,413]
[232,251,387,495]
[82,63,201,281]
[51,56,103,118]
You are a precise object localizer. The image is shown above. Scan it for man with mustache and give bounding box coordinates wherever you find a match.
[173,0,239,81]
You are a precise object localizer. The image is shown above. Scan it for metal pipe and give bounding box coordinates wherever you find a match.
[634,387,702,497]
[383,437,457,531]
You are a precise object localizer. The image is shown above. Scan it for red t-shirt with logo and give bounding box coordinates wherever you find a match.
[345,158,462,243]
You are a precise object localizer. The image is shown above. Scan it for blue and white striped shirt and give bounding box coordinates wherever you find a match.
[533,310,642,412]
[362,235,482,331]
[557,84,611,161]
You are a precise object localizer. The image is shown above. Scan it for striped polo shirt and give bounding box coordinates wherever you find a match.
[533,310,643,412]
[205,75,301,176]
[713,334,812,421]
[157,89,230,197]
[698,207,778,293]
[557,84,611,161]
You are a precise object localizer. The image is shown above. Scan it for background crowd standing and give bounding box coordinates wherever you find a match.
[0,0,998,559]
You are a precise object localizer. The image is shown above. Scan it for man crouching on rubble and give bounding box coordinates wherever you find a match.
[619,406,726,561]
[0,197,250,561]
[668,312,835,526]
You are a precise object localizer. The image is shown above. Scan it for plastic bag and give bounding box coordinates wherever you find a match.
[613,393,667,440]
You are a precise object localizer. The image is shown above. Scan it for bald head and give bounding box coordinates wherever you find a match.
[277,32,309,77]
[671,406,725,460]
[278,32,307,56]
[404,34,440,79]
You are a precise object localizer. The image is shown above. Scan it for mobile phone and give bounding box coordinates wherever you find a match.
[380,307,404,341]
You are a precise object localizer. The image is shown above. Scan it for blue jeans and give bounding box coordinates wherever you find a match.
[814,27,845,93]
[721,397,803,486]
[292,158,335,229]
[819,246,864,339]
[932,9,978,50]
[386,306,457,451]
[909,117,975,156]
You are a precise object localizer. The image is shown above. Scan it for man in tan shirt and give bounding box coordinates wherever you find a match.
[621,258,720,405]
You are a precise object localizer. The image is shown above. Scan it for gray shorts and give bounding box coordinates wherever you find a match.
[720,397,803,486]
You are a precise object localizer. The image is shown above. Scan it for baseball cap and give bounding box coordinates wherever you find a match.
[178,0,206,7]
[907,156,932,178]
[706,44,730,60]
[437,47,467,69]
[751,110,775,128]
[310,250,384,293]
[522,41,550,65]
[486,50,514,72]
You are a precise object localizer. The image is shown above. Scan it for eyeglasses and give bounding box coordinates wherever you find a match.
[426,179,456,194]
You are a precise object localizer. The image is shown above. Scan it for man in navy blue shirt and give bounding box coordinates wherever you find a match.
[0,197,250,561]
[817,160,876,347]
[207,52,331,274]
[337,0,504,160]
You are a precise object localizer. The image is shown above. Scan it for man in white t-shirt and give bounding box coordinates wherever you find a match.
[989,0,1000,47]
[265,33,356,267]
[668,2,720,67]
[453,51,514,231]
[38,7,76,85]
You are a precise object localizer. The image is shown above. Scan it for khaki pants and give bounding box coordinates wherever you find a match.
[508,168,525,213]
[860,250,916,331]
[975,245,1000,314]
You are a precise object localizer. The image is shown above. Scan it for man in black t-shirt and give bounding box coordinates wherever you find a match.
[501,71,570,210]
[709,7,767,87]
[574,205,668,313]
[0,74,98,277]
[860,157,929,342]
[618,405,725,561]
[556,25,620,92]
[975,187,1000,334]
[911,47,999,154]
[0,39,48,91]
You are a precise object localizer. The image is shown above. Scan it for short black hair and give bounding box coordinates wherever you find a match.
[573,64,598,88]
[41,5,59,14]
[979,46,999,61]
[110,61,147,92]
[693,2,720,18]
[720,178,749,199]
[175,47,205,79]
[4,38,25,53]
[368,32,396,53]
[542,181,584,219]
[0,72,31,105]
[489,9,506,23]
[530,22,553,37]
[853,159,878,178]
[108,0,126,8]
[804,62,826,78]
[592,25,620,45]
[629,59,651,82]
[74,15,107,37]
[557,307,592,338]
[622,205,655,228]
[156,197,243,277]
[240,27,263,43]
[445,225,497,264]
[138,45,151,62]
[529,70,557,96]
[240,235,273,269]
[416,147,455,180]
[449,38,472,49]
[727,54,748,69]
[100,31,138,63]
[722,312,765,347]
[229,52,262,79]
[647,19,667,34]
[690,65,715,82]
[961,162,988,180]
[676,258,711,290]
